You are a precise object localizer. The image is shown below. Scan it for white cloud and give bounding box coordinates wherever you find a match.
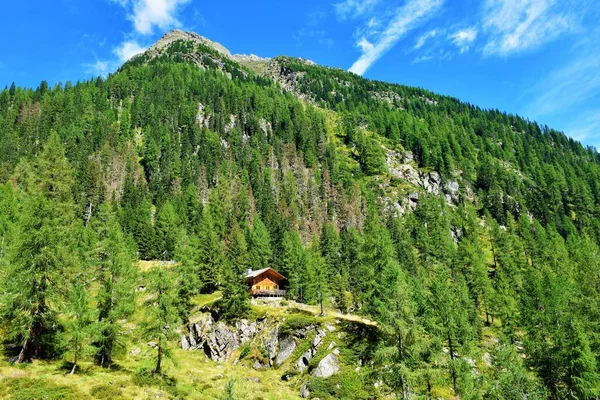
[412,55,433,63]
[112,0,191,35]
[414,29,438,50]
[449,27,477,53]
[83,60,113,77]
[482,0,573,56]
[335,0,380,20]
[348,0,444,75]
[114,40,147,62]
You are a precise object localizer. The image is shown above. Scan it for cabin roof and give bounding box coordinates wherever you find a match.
[245,267,286,281]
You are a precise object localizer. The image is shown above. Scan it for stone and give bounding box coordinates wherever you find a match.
[312,329,326,348]
[253,360,266,370]
[203,322,239,362]
[130,348,141,356]
[312,353,340,378]
[327,341,336,351]
[264,327,279,366]
[483,353,492,367]
[276,335,296,366]
[147,341,158,349]
[332,348,340,355]
[300,383,310,398]
[181,334,190,350]
[297,348,313,373]
[248,377,261,384]
[325,323,336,332]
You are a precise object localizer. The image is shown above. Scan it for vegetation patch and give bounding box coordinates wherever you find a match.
[0,377,87,400]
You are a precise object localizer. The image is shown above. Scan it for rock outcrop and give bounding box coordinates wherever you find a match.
[183,314,261,362]
[276,335,296,366]
[296,328,327,373]
[312,352,340,378]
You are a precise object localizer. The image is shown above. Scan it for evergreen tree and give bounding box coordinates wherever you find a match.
[281,230,308,301]
[248,216,273,269]
[174,233,200,321]
[155,200,182,260]
[1,132,80,362]
[197,207,225,291]
[143,267,180,374]
[91,203,137,368]
[63,281,94,374]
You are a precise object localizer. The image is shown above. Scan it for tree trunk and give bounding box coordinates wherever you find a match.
[447,331,458,396]
[155,342,162,374]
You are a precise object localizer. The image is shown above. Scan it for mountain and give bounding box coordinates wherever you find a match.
[0,30,599,399]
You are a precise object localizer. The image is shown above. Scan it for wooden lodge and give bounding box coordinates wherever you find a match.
[245,267,286,298]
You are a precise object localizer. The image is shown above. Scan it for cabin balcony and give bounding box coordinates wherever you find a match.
[250,289,287,297]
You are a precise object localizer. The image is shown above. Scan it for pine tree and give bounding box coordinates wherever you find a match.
[143,267,180,374]
[1,132,80,363]
[90,203,137,368]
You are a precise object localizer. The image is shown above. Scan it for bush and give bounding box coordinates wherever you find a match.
[239,343,251,359]
[279,314,319,336]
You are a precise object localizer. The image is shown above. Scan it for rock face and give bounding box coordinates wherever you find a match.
[276,335,296,366]
[264,327,279,366]
[297,328,327,372]
[183,315,261,362]
[312,353,340,378]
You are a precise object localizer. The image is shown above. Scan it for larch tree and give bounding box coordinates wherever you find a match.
[90,203,138,368]
[1,132,81,363]
[143,267,180,375]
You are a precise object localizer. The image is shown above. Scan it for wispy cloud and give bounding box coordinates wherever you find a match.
[412,55,433,63]
[348,0,444,75]
[482,0,574,56]
[111,0,191,35]
[335,0,380,20]
[414,29,438,50]
[114,40,147,62]
[449,27,477,53]
[526,53,600,118]
[84,60,112,77]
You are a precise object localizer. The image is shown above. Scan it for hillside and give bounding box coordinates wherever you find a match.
[0,30,599,399]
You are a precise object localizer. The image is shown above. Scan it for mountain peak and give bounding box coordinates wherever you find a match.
[150,29,233,58]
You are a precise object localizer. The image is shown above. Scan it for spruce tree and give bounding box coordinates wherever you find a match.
[197,207,225,291]
[248,216,273,269]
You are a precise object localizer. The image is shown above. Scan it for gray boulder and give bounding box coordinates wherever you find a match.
[181,334,190,350]
[276,335,296,366]
[312,353,340,378]
[300,383,310,398]
[203,322,239,362]
[297,348,313,373]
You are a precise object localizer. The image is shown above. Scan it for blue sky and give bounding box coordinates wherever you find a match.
[1,0,599,147]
